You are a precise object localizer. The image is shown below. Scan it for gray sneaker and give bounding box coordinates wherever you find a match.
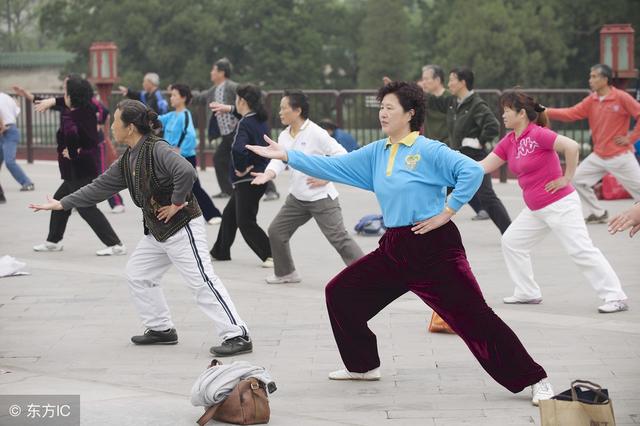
[471,210,490,221]
[131,328,178,345]
[263,191,280,201]
[210,336,253,357]
[585,210,609,224]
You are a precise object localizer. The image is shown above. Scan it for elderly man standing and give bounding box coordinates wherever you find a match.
[192,58,238,199]
[546,64,640,224]
[119,72,168,115]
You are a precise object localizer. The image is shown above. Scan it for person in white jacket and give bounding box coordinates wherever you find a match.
[251,90,364,283]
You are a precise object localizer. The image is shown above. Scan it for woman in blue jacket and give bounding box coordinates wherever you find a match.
[210,84,272,266]
[246,81,553,406]
[158,84,221,224]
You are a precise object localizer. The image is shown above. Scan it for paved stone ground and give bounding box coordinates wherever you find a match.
[0,160,638,426]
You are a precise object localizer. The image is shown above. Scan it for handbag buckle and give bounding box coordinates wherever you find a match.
[250,381,259,390]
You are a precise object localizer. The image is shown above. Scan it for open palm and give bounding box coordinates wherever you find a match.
[245,135,287,161]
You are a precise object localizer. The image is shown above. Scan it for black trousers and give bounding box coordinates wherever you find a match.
[211,181,271,261]
[185,156,222,220]
[213,133,234,195]
[48,178,122,246]
[460,147,511,234]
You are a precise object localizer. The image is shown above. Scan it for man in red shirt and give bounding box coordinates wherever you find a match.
[546,64,640,223]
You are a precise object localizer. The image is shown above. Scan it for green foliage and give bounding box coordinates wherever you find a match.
[33,0,640,90]
[357,0,412,88]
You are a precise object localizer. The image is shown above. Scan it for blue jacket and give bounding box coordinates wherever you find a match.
[158,110,197,158]
[333,128,358,152]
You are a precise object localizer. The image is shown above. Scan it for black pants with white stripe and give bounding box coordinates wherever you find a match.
[125,217,249,341]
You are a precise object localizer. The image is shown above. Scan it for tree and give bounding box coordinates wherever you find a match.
[357,0,412,88]
[38,0,361,90]
[1,0,54,51]
[426,0,571,89]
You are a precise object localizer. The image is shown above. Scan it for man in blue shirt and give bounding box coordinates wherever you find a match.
[319,119,358,152]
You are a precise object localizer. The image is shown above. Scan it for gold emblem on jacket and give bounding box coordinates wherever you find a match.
[405,154,421,170]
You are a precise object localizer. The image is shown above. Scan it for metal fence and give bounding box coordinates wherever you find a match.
[13,88,597,173]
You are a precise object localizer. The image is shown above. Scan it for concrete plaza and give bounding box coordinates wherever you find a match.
[0,160,638,425]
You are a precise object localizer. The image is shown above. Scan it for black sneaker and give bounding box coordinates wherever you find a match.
[20,183,35,192]
[210,336,253,356]
[0,193,5,204]
[585,210,609,224]
[131,328,178,345]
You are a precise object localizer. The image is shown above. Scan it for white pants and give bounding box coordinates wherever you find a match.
[501,192,626,302]
[125,217,249,340]
[574,151,640,216]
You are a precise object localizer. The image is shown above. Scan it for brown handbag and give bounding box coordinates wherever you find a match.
[428,311,456,334]
[196,376,270,425]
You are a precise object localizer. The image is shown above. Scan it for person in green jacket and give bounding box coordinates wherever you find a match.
[425,67,511,234]
[420,64,490,222]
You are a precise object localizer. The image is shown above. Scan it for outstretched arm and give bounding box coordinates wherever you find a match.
[478,152,506,175]
[247,134,374,191]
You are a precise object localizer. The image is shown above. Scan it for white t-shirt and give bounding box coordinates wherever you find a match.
[0,93,20,125]
[266,119,347,202]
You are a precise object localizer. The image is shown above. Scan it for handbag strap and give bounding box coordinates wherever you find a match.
[177,111,190,148]
[570,379,609,403]
[197,403,221,426]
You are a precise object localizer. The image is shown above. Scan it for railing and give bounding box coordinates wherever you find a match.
[13,88,599,181]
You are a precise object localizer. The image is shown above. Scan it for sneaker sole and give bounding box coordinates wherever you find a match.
[131,340,178,345]
[265,279,301,284]
[329,376,380,381]
[598,307,629,313]
[503,298,542,305]
[209,348,253,357]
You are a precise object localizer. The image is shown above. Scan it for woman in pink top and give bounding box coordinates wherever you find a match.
[479,90,628,314]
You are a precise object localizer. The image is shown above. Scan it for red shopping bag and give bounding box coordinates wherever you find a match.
[601,174,631,200]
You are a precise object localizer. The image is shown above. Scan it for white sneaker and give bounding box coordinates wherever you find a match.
[261,257,274,268]
[328,367,381,381]
[531,378,554,406]
[265,271,301,284]
[111,205,125,214]
[503,296,542,304]
[207,217,222,225]
[598,300,628,313]
[96,244,127,256]
[33,241,63,252]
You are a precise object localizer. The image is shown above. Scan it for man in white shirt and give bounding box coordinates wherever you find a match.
[0,91,34,193]
[251,90,364,283]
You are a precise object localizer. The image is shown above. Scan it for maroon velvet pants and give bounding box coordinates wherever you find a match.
[325,221,546,393]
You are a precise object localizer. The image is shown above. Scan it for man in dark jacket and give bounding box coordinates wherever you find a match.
[426,67,511,234]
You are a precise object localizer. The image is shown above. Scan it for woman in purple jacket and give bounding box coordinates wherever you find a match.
[27,76,125,255]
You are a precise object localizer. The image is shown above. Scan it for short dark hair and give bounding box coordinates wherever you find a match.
[170,83,192,105]
[423,64,445,85]
[319,119,337,131]
[450,66,474,90]
[376,81,425,132]
[65,75,93,109]
[591,63,613,86]
[214,58,232,78]
[283,89,309,119]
